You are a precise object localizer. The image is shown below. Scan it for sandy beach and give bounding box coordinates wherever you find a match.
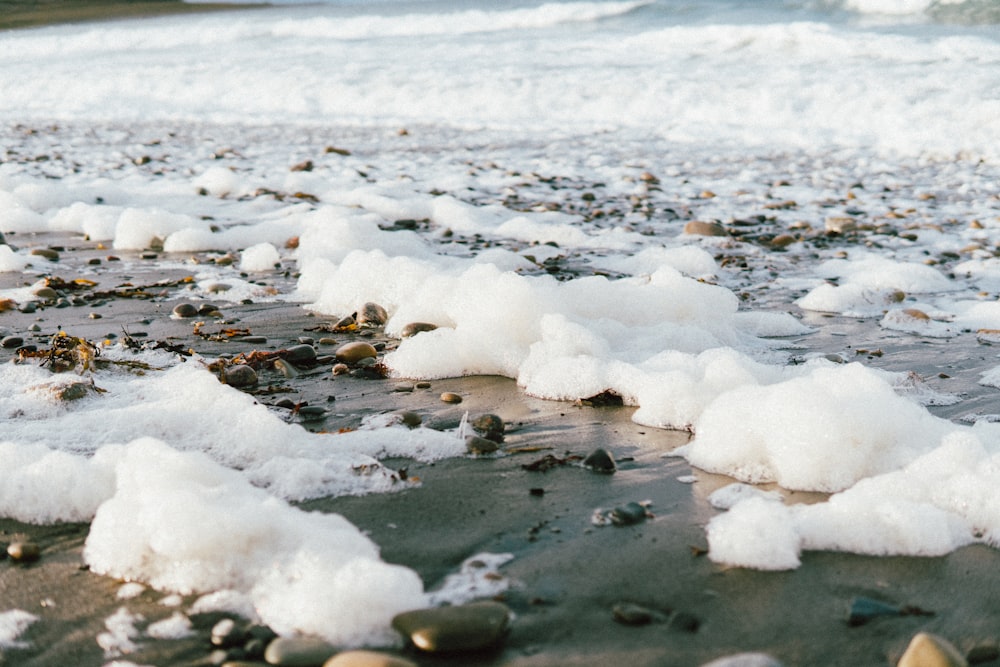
[1,224,1000,667]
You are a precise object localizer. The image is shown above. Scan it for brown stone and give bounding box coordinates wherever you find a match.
[683,221,727,237]
[898,632,968,667]
[323,650,417,667]
[334,342,377,364]
[400,322,438,338]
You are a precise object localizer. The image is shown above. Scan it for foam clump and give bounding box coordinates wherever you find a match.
[0,610,39,650]
[85,438,426,646]
[240,242,281,272]
[683,362,953,492]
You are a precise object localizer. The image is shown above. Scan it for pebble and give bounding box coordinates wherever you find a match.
[396,411,422,428]
[318,337,338,346]
[967,643,1000,665]
[1,335,24,349]
[393,383,414,393]
[440,392,462,404]
[610,502,648,526]
[700,653,784,667]
[466,435,499,455]
[88,312,102,319]
[224,365,258,388]
[172,303,199,318]
[211,618,246,648]
[323,651,417,667]
[263,637,337,666]
[273,359,299,378]
[825,216,857,234]
[683,221,728,237]
[241,335,268,344]
[284,344,317,364]
[29,247,60,261]
[611,602,655,626]
[400,322,438,338]
[471,414,504,442]
[331,363,350,376]
[415,382,431,389]
[334,315,356,329]
[32,286,59,301]
[357,302,389,327]
[18,302,36,314]
[582,447,616,473]
[335,341,377,364]
[391,601,511,653]
[206,282,233,293]
[56,382,91,401]
[898,632,968,667]
[7,541,41,563]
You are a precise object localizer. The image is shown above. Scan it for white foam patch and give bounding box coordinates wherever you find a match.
[0,610,39,650]
[239,242,281,272]
[144,612,194,640]
[97,607,143,658]
[84,439,425,647]
[681,363,954,493]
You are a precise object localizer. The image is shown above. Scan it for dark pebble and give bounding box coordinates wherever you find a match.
[7,541,41,563]
[529,488,545,497]
[610,502,648,526]
[397,411,422,428]
[612,602,654,626]
[400,322,438,338]
[670,611,701,633]
[240,335,268,344]
[582,447,616,473]
[466,435,499,455]
[224,365,258,388]
[391,601,511,652]
[284,344,317,364]
[847,597,901,626]
[358,302,388,326]
[2,336,24,349]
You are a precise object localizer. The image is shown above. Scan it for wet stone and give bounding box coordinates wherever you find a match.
[466,435,499,455]
[172,303,199,318]
[285,344,317,364]
[32,286,58,301]
[393,383,414,393]
[847,596,900,626]
[357,302,388,326]
[391,601,511,653]
[241,335,268,344]
[323,649,418,667]
[273,359,299,378]
[18,302,36,314]
[331,363,350,376]
[612,602,655,626]
[397,411,422,428]
[582,447,616,473]
[7,541,41,563]
[898,632,967,667]
[967,642,999,665]
[211,618,246,648]
[683,221,728,237]
[318,337,337,346]
[400,322,438,338]
[30,247,60,261]
[610,502,648,526]
[471,414,504,442]
[335,341,377,364]
[224,365,258,388]
[263,636,337,666]
[2,335,24,349]
[440,392,462,404]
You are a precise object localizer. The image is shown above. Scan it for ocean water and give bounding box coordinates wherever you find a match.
[1,0,1000,650]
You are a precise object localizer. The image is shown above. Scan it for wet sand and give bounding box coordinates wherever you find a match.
[2,232,1000,666]
[0,0,260,31]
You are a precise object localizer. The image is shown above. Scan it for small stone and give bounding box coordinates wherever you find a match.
[967,642,999,665]
[357,302,389,326]
[263,637,337,666]
[284,344,317,364]
[2,335,24,349]
[825,216,857,235]
[612,602,654,626]
[769,234,796,248]
[393,383,414,393]
[211,618,246,648]
[334,315,356,329]
[241,335,268,344]
[700,653,784,667]
[30,247,60,261]
[199,303,222,316]
[670,611,701,633]
[172,303,198,318]
[582,447,616,473]
[224,365,258,388]
[466,435,499,455]
[332,363,350,376]
[471,414,504,441]
[610,502,648,526]
[7,541,41,563]
[318,337,337,346]
[400,322,438,338]
[297,405,327,419]
[898,632,967,667]
[440,392,462,404]
[18,302,36,314]
[396,411,422,428]
[415,382,431,389]
[391,601,511,653]
[56,382,92,401]
[683,221,727,237]
[335,341,377,364]
[88,312,102,319]
[32,286,59,301]
[206,282,233,293]
[273,359,299,378]
[323,650,417,667]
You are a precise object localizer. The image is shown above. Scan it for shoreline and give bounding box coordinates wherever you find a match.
[0,0,263,31]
